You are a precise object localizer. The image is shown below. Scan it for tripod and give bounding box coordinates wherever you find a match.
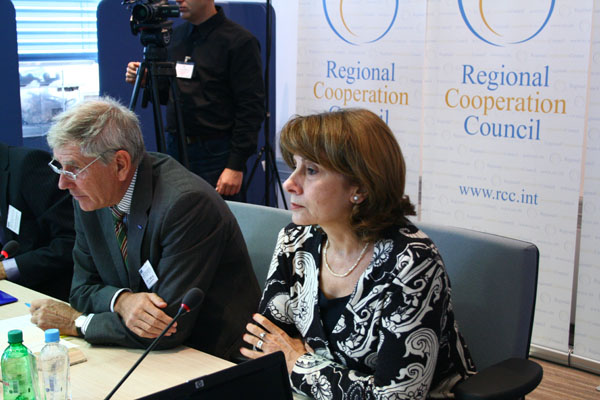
[129,40,189,169]
[246,0,287,208]
[246,137,286,207]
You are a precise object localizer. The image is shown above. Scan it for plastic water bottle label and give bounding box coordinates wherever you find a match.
[7,378,19,394]
[45,376,56,392]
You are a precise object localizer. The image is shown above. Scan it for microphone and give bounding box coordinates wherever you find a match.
[104,288,205,400]
[0,241,19,261]
[180,287,204,313]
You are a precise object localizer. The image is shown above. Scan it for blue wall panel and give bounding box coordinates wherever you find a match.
[97,1,276,205]
[0,0,23,147]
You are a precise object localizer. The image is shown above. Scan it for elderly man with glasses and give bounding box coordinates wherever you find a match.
[29,97,260,360]
[0,142,75,301]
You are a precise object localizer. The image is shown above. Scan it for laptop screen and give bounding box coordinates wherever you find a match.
[137,351,293,400]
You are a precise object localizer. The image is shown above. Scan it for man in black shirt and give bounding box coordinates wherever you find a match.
[126,0,265,200]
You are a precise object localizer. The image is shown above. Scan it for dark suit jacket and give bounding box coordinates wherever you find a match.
[70,152,260,359]
[0,143,75,300]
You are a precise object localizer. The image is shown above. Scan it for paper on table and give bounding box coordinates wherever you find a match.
[0,315,42,346]
[0,314,86,366]
[0,314,78,350]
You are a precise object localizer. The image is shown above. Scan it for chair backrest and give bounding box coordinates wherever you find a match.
[225,200,539,371]
[418,221,539,371]
[226,201,292,291]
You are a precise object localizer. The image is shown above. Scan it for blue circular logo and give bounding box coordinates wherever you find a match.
[458,0,555,46]
[323,0,399,45]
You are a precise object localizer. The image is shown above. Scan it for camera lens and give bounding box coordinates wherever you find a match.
[132,4,152,22]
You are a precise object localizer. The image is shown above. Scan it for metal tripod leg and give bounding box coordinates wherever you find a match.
[128,52,189,169]
[264,142,287,209]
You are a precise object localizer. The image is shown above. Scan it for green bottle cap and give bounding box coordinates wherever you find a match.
[7,329,23,344]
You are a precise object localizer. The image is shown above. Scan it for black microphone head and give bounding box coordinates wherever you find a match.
[181,288,204,312]
[1,240,19,258]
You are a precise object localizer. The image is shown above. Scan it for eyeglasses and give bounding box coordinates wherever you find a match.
[48,154,103,181]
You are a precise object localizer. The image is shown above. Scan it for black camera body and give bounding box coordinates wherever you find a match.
[130,0,179,24]
[123,0,180,48]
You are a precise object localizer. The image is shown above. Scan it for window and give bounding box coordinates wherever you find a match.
[13,0,101,138]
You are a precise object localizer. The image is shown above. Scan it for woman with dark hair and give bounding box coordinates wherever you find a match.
[241,108,476,399]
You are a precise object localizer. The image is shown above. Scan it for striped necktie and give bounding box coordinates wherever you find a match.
[110,206,128,266]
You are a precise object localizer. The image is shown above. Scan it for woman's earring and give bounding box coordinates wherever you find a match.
[352,195,359,203]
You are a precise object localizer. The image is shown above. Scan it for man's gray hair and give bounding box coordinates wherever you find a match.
[47,96,145,166]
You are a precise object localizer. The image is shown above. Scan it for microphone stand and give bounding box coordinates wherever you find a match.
[104,306,186,400]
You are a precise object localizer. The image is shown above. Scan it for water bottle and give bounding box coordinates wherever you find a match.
[39,329,70,400]
[1,329,40,400]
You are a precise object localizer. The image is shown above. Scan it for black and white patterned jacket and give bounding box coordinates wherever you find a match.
[258,223,476,399]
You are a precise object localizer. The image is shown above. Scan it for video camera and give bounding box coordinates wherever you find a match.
[122,0,180,47]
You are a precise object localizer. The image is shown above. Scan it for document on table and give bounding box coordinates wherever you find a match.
[0,314,44,345]
[0,314,86,365]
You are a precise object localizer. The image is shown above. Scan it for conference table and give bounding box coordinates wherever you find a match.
[0,281,305,399]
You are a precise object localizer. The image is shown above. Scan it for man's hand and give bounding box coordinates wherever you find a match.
[125,61,142,85]
[114,292,177,339]
[29,299,81,337]
[0,262,6,280]
[216,168,243,196]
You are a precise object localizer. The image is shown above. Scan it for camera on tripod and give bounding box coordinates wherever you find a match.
[122,0,180,47]
[124,0,187,166]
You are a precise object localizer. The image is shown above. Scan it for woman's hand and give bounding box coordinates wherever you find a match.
[241,313,309,374]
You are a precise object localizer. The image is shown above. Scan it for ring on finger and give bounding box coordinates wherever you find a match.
[259,332,266,339]
[256,339,264,350]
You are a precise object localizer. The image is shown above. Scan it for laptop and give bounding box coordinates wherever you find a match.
[137,351,293,400]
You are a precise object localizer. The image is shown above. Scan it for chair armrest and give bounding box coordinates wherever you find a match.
[453,358,543,400]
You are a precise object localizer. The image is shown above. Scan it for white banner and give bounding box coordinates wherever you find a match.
[296,0,427,204]
[295,0,598,357]
[421,0,592,350]
[574,2,600,361]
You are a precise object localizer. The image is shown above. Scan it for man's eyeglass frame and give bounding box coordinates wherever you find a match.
[48,151,115,181]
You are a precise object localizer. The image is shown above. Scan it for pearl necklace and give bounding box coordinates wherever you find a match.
[323,238,370,278]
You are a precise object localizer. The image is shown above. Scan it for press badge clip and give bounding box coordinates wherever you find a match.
[176,56,194,79]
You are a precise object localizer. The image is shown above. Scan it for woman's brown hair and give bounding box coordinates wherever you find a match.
[280,108,415,241]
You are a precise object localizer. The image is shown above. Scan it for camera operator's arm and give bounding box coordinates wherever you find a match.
[125,61,145,85]
[125,61,168,104]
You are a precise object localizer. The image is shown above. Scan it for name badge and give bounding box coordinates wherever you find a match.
[176,57,194,79]
[139,260,159,289]
[7,205,21,235]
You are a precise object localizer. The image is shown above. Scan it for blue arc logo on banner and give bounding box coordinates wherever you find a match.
[323,0,399,45]
[458,0,555,46]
